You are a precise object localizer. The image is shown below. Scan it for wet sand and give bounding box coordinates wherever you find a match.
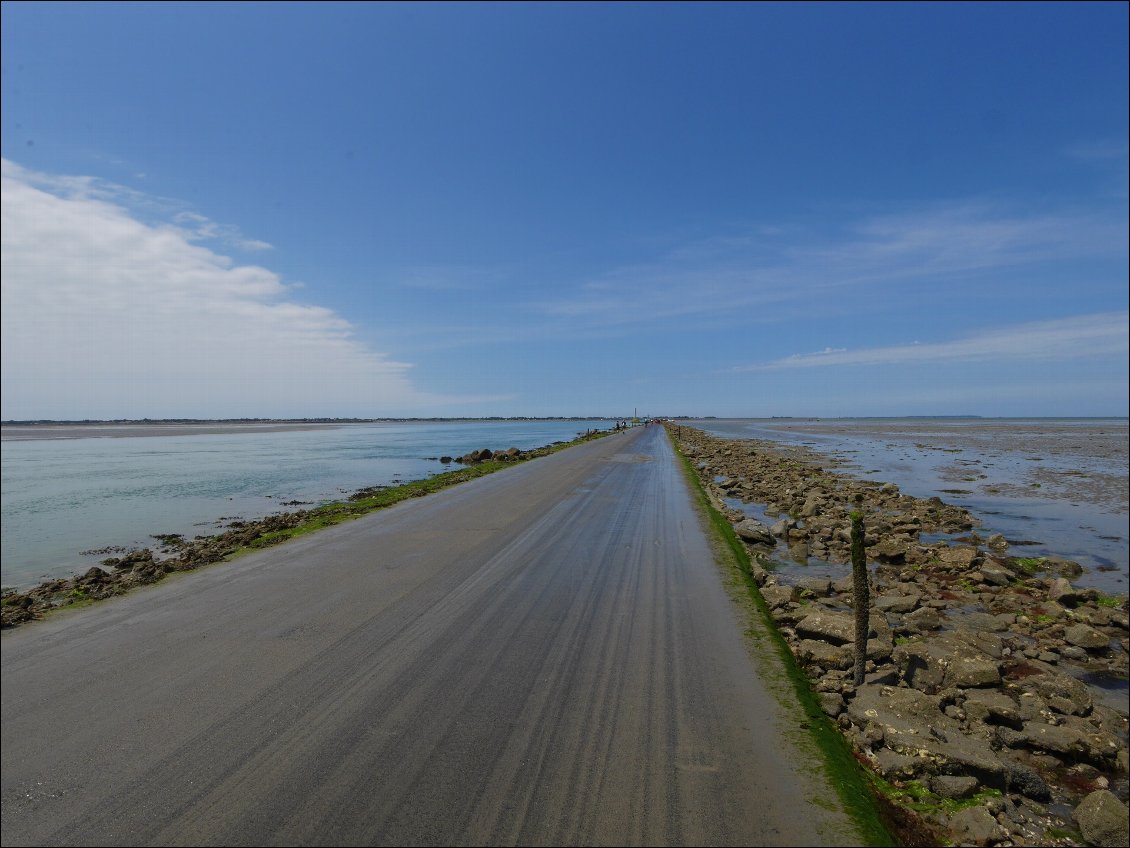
[757,419,1128,513]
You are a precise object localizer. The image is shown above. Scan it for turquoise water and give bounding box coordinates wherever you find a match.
[689,418,1129,595]
[1,421,612,590]
[7,417,1126,596]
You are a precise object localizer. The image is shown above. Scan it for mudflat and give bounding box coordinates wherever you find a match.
[1,425,863,846]
[745,418,1128,513]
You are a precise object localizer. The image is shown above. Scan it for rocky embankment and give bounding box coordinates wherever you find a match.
[0,443,558,630]
[670,424,1129,848]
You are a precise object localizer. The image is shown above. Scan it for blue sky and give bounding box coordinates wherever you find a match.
[2,1,1127,419]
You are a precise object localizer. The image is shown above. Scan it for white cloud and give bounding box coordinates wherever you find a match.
[738,312,1129,371]
[530,202,1126,332]
[171,211,273,252]
[0,159,449,419]
[2,159,274,252]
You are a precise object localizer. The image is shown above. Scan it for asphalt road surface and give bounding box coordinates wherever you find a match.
[2,425,862,846]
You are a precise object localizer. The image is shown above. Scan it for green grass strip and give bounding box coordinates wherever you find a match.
[243,460,517,548]
[667,428,895,847]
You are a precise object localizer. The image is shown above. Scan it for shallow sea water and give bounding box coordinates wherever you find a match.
[688,418,1129,595]
[1,420,612,590]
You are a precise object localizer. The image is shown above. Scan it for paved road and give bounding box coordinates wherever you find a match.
[2,426,861,846]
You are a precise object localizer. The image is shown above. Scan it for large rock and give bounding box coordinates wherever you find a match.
[796,610,858,645]
[955,611,1010,634]
[893,633,1001,693]
[800,494,823,518]
[1022,667,1094,716]
[734,518,775,546]
[848,686,1014,787]
[945,655,1002,689]
[78,566,111,585]
[874,592,920,614]
[796,577,833,597]
[1003,705,1125,768]
[963,689,1023,728]
[979,562,1013,586]
[1073,790,1130,847]
[938,546,981,568]
[818,692,844,717]
[929,774,978,799]
[1014,722,1092,760]
[1064,623,1112,651]
[947,805,1004,847]
[109,548,155,570]
[847,684,943,730]
[865,667,900,686]
[749,560,770,587]
[924,732,1012,788]
[870,539,909,564]
[760,584,796,609]
[769,518,794,538]
[1001,759,1050,801]
[872,748,922,780]
[1048,577,1081,606]
[1044,556,1084,578]
[903,606,944,632]
[794,639,853,670]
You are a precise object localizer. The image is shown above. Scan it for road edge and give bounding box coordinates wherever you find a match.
[665,424,896,847]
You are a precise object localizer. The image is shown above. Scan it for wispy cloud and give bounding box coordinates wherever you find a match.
[809,202,1120,283]
[1066,139,1129,162]
[367,199,1127,358]
[735,312,1129,371]
[1065,138,1129,199]
[1,159,273,253]
[171,211,273,252]
[0,159,468,418]
[529,202,1126,333]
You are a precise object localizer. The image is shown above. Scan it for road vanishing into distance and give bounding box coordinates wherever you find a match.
[2,425,862,846]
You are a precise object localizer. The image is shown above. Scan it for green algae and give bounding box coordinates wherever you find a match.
[666,425,895,847]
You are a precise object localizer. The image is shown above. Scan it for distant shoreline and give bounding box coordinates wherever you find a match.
[1,422,349,441]
[0,417,617,442]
